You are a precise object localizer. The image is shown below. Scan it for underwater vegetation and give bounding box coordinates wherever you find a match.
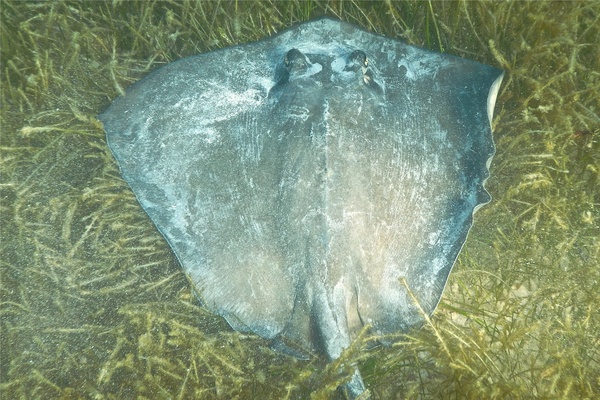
[1,1,599,399]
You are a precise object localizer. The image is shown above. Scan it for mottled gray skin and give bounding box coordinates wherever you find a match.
[100,17,503,398]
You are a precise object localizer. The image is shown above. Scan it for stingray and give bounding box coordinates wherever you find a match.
[100,17,503,398]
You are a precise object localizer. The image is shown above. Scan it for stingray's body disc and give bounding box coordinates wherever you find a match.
[100,17,503,398]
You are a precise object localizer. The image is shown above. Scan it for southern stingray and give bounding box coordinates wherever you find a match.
[100,17,503,398]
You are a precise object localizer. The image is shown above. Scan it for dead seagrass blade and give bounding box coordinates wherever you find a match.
[100,17,503,398]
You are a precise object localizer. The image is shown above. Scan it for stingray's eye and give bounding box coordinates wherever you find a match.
[284,48,309,74]
[345,50,368,71]
[269,49,310,95]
